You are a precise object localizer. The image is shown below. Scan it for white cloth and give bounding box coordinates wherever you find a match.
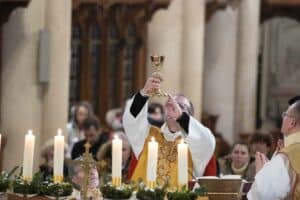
[247,132,300,200]
[67,122,85,151]
[247,154,295,200]
[122,96,216,177]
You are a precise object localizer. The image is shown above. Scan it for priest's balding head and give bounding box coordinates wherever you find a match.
[174,94,194,116]
[281,100,300,136]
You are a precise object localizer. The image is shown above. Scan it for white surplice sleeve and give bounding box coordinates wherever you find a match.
[247,154,291,200]
[122,96,150,158]
[184,116,216,177]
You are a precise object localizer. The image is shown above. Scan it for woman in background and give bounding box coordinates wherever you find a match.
[67,101,94,151]
[218,141,255,181]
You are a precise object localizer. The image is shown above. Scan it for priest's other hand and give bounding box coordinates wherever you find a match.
[165,94,183,120]
[140,76,161,96]
[255,152,269,174]
[275,139,284,152]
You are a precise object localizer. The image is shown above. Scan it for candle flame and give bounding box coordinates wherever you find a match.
[57,128,62,136]
[28,130,33,135]
[180,139,185,144]
[151,137,155,142]
[114,134,119,140]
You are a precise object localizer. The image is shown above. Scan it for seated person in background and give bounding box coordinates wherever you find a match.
[68,158,101,200]
[67,101,94,151]
[147,102,165,128]
[106,108,123,132]
[218,142,255,181]
[97,131,132,184]
[71,116,108,160]
[249,132,273,161]
[40,139,69,179]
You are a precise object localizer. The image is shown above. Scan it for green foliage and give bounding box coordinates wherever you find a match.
[167,185,207,200]
[0,166,18,192]
[100,183,133,199]
[13,172,44,195]
[41,182,73,197]
[136,181,168,200]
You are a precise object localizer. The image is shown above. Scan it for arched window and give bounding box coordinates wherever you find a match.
[70,0,170,124]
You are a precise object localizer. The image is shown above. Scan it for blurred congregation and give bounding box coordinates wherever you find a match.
[38,98,283,184]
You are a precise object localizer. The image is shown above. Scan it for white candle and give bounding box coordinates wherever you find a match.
[23,130,35,181]
[112,135,122,185]
[0,133,2,151]
[54,128,64,183]
[147,137,158,183]
[178,139,188,186]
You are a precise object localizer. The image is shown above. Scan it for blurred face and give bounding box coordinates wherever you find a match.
[251,142,269,156]
[72,166,99,189]
[231,144,250,168]
[84,126,98,145]
[122,141,131,167]
[76,106,89,126]
[281,106,297,136]
[174,96,191,115]
[45,149,54,164]
[148,107,164,121]
[88,167,99,188]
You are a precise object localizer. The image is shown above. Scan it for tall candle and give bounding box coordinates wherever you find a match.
[0,133,2,151]
[54,128,64,183]
[23,130,35,181]
[112,135,122,186]
[147,137,158,186]
[178,139,188,186]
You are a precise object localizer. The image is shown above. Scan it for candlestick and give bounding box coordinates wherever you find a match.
[147,137,158,188]
[178,139,188,187]
[112,135,122,186]
[23,130,35,182]
[54,128,64,183]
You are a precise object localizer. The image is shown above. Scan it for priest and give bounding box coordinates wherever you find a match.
[247,99,300,199]
[123,76,216,187]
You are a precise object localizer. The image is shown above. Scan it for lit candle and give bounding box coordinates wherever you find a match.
[147,137,158,188]
[112,135,122,186]
[54,128,64,183]
[178,139,188,187]
[23,130,35,181]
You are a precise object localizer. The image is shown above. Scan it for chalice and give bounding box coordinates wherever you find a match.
[150,54,167,97]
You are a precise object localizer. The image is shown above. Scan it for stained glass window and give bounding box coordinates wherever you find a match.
[108,23,120,109]
[69,24,82,108]
[123,23,137,101]
[89,23,102,111]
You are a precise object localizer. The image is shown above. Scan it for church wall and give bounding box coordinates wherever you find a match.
[1,0,46,171]
[203,8,238,143]
[148,0,183,95]
[181,0,205,118]
[1,0,71,171]
[41,0,71,143]
[148,0,205,119]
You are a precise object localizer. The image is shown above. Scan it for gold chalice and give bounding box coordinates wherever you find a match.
[150,54,167,97]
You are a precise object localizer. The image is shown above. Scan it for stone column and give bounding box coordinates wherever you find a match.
[235,0,261,134]
[1,0,46,170]
[181,0,206,119]
[148,0,183,94]
[41,0,71,142]
[203,7,238,142]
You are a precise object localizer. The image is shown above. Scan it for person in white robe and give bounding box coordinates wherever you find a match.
[122,76,216,187]
[247,100,300,200]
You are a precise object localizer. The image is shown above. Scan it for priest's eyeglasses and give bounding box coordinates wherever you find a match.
[281,112,295,119]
